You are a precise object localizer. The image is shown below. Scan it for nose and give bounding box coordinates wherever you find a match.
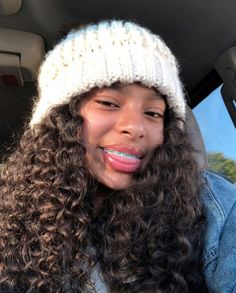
[115,109,145,140]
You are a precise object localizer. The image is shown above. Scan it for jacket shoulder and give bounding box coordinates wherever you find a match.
[201,171,236,292]
[202,171,236,217]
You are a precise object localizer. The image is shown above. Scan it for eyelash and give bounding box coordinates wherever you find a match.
[96,100,163,118]
[96,100,119,108]
[145,111,163,118]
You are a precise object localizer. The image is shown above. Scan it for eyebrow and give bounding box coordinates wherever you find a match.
[108,83,165,101]
[146,93,165,101]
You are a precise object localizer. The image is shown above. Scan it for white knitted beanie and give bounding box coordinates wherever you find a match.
[30,20,186,127]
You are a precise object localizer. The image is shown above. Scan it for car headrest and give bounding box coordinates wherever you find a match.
[185,106,208,171]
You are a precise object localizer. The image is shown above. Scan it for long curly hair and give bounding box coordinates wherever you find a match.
[0,91,206,292]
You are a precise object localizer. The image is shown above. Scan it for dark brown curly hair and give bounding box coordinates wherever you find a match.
[0,91,206,292]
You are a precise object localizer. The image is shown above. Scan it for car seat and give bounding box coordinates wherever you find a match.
[185,106,208,171]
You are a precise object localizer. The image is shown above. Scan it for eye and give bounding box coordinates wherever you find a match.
[145,111,164,118]
[95,100,119,108]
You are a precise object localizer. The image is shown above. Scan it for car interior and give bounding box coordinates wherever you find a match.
[0,0,235,168]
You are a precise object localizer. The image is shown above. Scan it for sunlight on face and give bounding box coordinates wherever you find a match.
[80,83,166,190]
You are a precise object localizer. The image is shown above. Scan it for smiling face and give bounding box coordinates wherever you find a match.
[79,83,166,190]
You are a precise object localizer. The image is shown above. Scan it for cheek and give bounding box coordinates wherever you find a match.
[142,128,164,169]
[82,114,117,147]
[159,129,164,144]
[79,105,99,143]
[80,115,101,145]
[80,119,90,144]
[150,125,164,147]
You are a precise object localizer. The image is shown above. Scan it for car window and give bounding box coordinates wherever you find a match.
[193,86,236,182]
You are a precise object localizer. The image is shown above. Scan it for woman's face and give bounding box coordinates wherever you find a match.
[80,83,166,190]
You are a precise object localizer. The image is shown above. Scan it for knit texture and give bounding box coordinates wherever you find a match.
[30,20,186,127]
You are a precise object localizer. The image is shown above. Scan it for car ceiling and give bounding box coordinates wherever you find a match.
[0,0,236,156]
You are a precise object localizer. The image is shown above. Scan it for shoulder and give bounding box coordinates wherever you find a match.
[200,171,236,292]
[201,171,236,237]
[200,171,236,249]
[201,171,236,214]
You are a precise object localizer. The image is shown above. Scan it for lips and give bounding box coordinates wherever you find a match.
[101,144,144,173]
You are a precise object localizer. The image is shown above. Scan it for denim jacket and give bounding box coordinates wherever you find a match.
[201,171,236,293]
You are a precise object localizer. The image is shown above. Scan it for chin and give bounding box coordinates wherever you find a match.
[104,181,131,190]
[99,175,132,191]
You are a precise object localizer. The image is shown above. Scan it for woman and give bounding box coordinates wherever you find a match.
[0,20,235,293]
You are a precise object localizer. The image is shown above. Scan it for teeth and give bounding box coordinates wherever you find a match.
[104,149,140,159]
